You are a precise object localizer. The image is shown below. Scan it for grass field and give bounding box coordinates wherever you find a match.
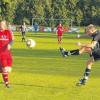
[0,32,100,100]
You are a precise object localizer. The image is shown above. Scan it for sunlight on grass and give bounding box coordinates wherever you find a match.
[0,32,100,100]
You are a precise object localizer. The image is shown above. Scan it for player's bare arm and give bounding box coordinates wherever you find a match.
[77,41,97,48]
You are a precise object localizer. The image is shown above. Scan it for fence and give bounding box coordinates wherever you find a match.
[9,25,80,33]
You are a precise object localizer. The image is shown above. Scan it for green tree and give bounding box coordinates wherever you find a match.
[0,0,17,22]
[77,0,100,25]
[14,0,44,25]
[1,0,99,25]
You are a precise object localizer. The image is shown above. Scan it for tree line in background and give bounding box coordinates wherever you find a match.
[0,0,100,26]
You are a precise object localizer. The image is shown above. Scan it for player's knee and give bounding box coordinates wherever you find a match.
[86,58,94,68]
[87,47,92,52]
[2,67,12,73]
[80,47,92,54]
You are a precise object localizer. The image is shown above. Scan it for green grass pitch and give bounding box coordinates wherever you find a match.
[0,32,100,100]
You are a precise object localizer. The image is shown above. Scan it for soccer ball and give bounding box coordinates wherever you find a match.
[77,34,80,38]
[77,42,81,46]
[26,39,36,48]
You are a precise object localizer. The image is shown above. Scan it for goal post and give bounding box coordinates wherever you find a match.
[31,17,79,33]
[32,17,71,27]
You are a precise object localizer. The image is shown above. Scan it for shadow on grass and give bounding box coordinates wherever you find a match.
[12,48,60,58]
[0,81,66,89]
[11,82,66,90]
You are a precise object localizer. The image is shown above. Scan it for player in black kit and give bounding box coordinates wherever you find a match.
[59,24,100,85]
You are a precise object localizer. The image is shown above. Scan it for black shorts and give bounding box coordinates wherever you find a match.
[22,32,25,36]
[92,50,100,61]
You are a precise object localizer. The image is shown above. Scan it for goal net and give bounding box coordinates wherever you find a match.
[32,18,79,32]
[32,17,72,32]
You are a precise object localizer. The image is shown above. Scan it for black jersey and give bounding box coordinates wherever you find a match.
[92,30,100,45]
[91,30,100,60]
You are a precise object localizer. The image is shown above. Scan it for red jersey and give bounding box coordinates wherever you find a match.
[0,30,12,53]
[57,25,63,36]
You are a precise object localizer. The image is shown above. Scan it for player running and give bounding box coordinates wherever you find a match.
[0,20,14,88]
[59,24,100,86]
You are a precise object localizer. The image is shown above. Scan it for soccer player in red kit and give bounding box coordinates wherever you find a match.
[0,20,13,88]
[56,23,63,44]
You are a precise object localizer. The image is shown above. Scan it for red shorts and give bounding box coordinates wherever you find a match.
[57,32,63,36]
[0,51,12,67]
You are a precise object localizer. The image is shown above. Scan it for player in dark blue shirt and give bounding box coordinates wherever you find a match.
[59,24,100,86]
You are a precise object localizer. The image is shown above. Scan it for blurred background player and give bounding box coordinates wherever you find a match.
[0,20,14,88]
[20,22,26,42]
[33,22,39,33]
[56,23,63,44]
[59,24,100,85]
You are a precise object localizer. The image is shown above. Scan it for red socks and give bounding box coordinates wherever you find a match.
[2,72,9,85]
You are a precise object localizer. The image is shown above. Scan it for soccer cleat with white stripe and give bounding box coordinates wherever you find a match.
[59,47,68,57]
[76,79,87,86]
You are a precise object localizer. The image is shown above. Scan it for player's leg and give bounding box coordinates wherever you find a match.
[0,61,2,73]
[22,32,25,42]
[77,57,94,86]
[23,32,26,42]
[2,63,9,88]
[79,46,92,54]
[2,67,12,88]
[59,36,62,44]
[57,36,60,44]
[1,53,12,88]
[59,46,92,57]
[0,67,2,73]
[22,35,25,42]
[0,55,2,73]
[59,36,61,44]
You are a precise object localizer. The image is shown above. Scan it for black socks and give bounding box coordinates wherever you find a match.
[83,68,91,80]
[64,49,80,56]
